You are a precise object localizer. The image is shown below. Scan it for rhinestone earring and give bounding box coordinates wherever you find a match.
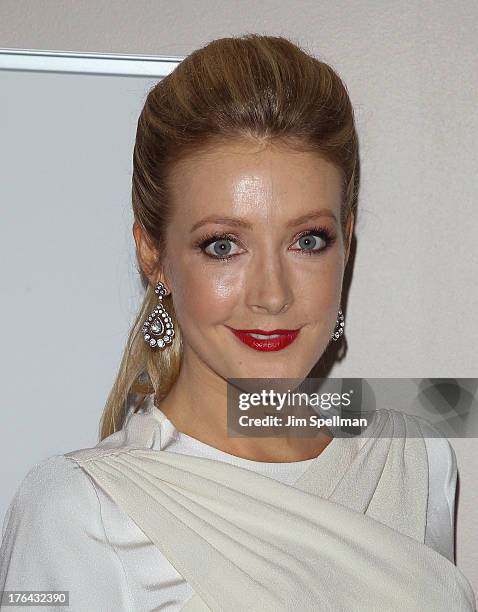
[142,282,175,349]
[331,309,345,341]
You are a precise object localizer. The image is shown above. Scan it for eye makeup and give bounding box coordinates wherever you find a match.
[193,226,337,261]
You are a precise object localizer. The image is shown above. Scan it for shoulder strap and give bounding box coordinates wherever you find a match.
[293,409,428,541]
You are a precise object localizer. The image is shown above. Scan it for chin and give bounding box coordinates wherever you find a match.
[233,364,308,381]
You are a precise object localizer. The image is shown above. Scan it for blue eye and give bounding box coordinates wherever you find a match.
[194,227,336,261]
[291,232,328,254]
[195,233,242,261]
[203,237,240,259]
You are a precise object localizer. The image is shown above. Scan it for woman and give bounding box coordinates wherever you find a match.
[0,34,475,611]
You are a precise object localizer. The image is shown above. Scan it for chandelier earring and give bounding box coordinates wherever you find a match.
[331,309,345,341]
[142,281,175,349]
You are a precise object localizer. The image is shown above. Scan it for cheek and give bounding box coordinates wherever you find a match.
[171,263,241,325]
[299,255,344,311]
[312,271,342,308]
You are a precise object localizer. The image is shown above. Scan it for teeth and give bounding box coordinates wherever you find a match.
[248,333,283,340]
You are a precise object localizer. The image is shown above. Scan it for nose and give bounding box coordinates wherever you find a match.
[246,254,293,315]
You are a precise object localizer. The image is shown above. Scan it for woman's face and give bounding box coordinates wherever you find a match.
[156,140,352,380]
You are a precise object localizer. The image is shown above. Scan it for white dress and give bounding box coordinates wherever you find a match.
[0,398,458,612]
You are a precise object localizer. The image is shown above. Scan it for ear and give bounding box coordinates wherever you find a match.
[344,211,354,266]
[132,221,169,290]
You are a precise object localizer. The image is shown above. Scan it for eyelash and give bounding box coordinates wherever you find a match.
[194,226,337,261]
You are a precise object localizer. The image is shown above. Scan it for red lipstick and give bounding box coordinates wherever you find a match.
[225,326,301,352]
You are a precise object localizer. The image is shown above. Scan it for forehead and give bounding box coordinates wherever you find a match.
[167,140,343,224]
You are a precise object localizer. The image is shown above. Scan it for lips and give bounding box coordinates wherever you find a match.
[232,329,297,336]
[225,326,301,352]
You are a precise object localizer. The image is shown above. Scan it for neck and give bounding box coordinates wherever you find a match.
[155,351,334,463]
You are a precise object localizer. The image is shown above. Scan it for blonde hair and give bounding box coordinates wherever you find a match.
[99,33,359,441]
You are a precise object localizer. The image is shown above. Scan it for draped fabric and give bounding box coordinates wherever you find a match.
[65,408,476,611]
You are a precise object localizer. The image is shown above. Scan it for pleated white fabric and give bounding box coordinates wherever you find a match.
[65,408,476,612]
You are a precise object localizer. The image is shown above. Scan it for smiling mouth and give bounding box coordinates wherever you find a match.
[224,326,301,352]
[226,326,301,335]
[247,332,284,339]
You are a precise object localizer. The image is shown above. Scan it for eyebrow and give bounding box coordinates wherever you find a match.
[190,209,338,233]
